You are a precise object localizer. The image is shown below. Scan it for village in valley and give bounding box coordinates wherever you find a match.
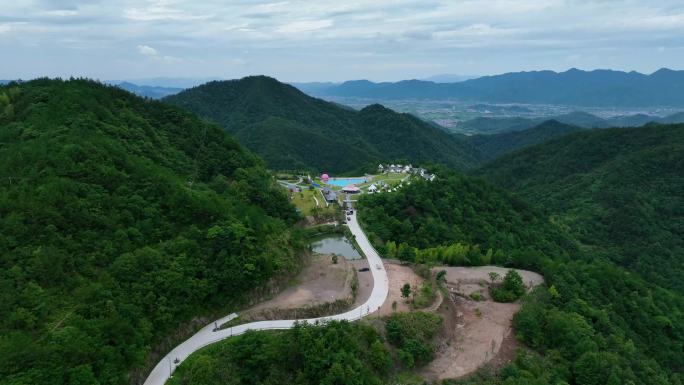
[278,163,437,221]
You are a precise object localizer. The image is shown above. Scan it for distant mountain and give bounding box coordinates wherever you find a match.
[318,68,684,107]
[554,111,609,127]
[468,120,583,159]
[115,81,183,99]
[164,76,482,172]
[423,74,477,83]
[455,116,539,135]
[608,113,660,127]
[290,82,339,95]
[109,77,219,88]
[452,110,684,135]
[660,111,684,124]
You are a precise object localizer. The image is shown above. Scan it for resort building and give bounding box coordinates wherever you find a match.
[342,185,361,194]
[322,187,338,203]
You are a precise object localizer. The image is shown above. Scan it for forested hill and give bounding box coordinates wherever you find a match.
[357,169,684,384]
[0,79,302,385]
[478,124,684,293]
[467,120,584,160]
[164,76,482,173]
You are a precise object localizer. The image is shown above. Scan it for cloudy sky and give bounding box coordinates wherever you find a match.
[1,0,684,82]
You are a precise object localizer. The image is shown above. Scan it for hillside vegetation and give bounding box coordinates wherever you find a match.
[357,170,575,269]
[0,79,301,385]
[467,120,583,160]
[450,110,684,136]
[478,124,684,293]
[358,168,684,385]
[164,76,482,173]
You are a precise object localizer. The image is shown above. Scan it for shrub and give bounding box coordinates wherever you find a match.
[385,312,442,368]
[490,270,526,303]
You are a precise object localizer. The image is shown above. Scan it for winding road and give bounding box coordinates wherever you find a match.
[143,211,389,385]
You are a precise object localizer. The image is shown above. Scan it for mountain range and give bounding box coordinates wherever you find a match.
[454,110,684,135]
[299,68,684,107]
[114,81,183,99]
[164,76,483,173]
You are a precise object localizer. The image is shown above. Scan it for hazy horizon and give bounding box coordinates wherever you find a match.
[2,1,684,82]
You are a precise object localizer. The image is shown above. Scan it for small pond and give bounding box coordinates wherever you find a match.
[310,235,363,260]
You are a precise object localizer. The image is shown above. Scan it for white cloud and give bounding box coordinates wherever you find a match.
[566,54,582,62]
[43,10,79,17]
[275,19,333,34]
[124,1,213,21]
[137,44,158,56]
[4,0,684,80]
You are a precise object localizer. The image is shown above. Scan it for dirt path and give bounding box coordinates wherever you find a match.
[422,266,544,381]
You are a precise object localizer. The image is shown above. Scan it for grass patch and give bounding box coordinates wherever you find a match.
[469,292,485,301]
[290,189,318,215]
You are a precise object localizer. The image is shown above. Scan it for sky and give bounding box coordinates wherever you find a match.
[1,0,684,82]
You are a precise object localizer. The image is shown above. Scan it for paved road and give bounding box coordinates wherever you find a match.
[143,211,389,385]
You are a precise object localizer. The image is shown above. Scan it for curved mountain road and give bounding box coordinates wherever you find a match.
[143,211,389,385]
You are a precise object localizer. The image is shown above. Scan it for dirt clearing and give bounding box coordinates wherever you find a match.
[421,266,544,381]
[376,262,425,316]
[230,254,357,322]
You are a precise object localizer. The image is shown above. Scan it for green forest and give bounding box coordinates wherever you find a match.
[357,169,575,270]
[465,120,583,160]
[478,124,684,294]
[358,168,684,385]
[164,76,482,173]
[0,79,302,385]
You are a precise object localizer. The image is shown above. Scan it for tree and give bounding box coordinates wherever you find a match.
[368,340,392,374]
[332,254,338,264]
[401,283,412,299]
[385,240,397,258]
[490,270,526,303]
[502,270,525,296]
[548,285,561,300]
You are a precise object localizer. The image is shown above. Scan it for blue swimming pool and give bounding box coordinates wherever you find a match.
[326,178,366,187]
